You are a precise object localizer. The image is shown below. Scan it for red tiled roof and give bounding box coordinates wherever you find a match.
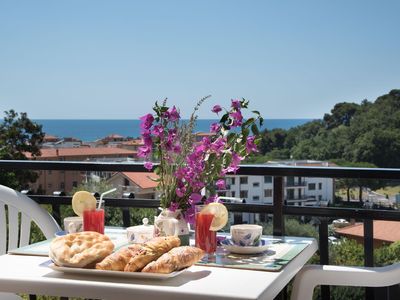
[335,220,400,243]
[104,134,124,139]
[26,147,137,158]
[122,172,158,189]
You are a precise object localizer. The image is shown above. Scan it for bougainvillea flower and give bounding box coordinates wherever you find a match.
[211,105,222,114]
[216,179,226,190]
[210,122,221,133]
[144,161,153,170]
[189,193,202,205]
[168,106,180,122]
[231,99,241,109]
[246,136,258,154]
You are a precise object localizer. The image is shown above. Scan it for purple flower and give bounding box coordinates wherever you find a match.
[211,105,222,114]
[229,110,243,127]
[152,124,164,137]
[144,161,153,170]
[231,99,241,109]
[184,206,196,224]
[246,136,258,154]
[176,186,186,198]
[168,106,180,122]
[138,145,151,158]
[216,179,226,190]
[210,137,226,154]
[210,123,221,133]
[189,193,202,205]
[169,202,179,212]
[205,195,219,204]
[139,114,154,130]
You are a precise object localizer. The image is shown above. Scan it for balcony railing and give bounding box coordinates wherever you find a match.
[0,160,399,300]
[285,180,307,187]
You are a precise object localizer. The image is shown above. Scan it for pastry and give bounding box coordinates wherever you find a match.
[49,231,114,268]
[124,236,180,272]
[142,246,204,273]
[95,244,142,271]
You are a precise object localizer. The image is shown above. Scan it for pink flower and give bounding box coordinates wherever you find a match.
[205,195,220,204]
[144,161,153,170]
[231,99,241,109]
[184,206,196,224]
[246,136,258,154]
[216,179,226,190]
[212,105,222,114]
[176,186,186,197]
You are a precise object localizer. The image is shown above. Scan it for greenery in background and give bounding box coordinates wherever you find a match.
[0,109,44,189]
[253,89,400,169]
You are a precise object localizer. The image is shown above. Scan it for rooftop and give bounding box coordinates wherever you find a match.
[26,147,137,159]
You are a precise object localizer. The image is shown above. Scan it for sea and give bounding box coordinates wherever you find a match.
[34,119,313,142]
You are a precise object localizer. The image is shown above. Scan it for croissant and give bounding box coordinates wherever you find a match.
[95,244,143,271]
[124,236,180,272]
[142,246,204,274]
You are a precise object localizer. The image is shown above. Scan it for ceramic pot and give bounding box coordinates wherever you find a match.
[154,208,190,246]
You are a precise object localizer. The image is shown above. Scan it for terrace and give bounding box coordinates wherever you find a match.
[0,159,399,300]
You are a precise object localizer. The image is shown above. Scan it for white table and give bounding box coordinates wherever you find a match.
[0,236,317,300]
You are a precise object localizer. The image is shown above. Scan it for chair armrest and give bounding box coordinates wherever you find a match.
[290,263,400,300]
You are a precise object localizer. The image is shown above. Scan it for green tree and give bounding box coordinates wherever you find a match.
[0,110,44,189]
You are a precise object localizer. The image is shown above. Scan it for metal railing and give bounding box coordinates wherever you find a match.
[1,160,400,300]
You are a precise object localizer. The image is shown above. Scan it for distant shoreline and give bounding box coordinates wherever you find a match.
[34,119,314,142]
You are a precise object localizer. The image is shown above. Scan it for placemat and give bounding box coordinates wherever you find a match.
[196,237,309,272]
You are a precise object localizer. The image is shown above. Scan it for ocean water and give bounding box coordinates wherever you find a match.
[34,119,313,142]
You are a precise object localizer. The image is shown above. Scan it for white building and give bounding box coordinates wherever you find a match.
[219,160,335,224]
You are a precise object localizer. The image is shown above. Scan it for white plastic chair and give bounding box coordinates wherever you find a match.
[0,184,61,300]
[290,263,400,300]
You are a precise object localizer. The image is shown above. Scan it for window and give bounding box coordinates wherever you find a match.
[72,181,78,188]
[264,176,272,183]
[252,196,260,201]
[124,178,130,186]
[318,195,322,200]
[253,182,260,187]
[60,182,65,189]
[231,178,235,185]
[240,190,248,198]
[319,183,322,190]
[231,191,236,197]
[240,177,248,184]
[287,189,295,200]
[264,189,272,197]
[308,183,316,190]
[47,183,52,189]
[218,192,226,197]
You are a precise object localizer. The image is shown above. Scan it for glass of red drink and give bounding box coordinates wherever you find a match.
[83,206,105,234]
[195,205,217,254]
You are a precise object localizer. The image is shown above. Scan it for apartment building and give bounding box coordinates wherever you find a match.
[26,147,138,194]
[219,160,335,224]
[106,172,159,199]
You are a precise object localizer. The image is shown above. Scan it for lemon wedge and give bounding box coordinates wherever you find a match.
[200,202,228,231]
[72,191,97,217]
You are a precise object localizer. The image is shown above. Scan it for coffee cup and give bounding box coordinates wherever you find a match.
[230,224,263,246]
[64,216,83,234]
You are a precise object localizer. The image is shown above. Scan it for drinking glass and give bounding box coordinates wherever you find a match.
[195,205,217,254]
[83,201,105,234]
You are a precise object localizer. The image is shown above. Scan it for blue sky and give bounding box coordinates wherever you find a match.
[0,0,399,119]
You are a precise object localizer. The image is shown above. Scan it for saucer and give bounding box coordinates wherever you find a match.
[54,230,67,237]
[220,237,271,254]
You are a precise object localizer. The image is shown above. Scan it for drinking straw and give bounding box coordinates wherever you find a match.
[98,188,117,209]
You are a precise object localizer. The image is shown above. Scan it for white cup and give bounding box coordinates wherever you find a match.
[230,224,263,246]
[64,216,83,234]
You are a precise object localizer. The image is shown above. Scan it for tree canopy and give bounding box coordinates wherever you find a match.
[0,109,44,189]
[258,89,400,168]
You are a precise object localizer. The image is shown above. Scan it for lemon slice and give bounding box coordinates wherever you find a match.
[72,191,97,217]
[200,202,228,231]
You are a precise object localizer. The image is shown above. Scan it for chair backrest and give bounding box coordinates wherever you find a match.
[0,184,61,254]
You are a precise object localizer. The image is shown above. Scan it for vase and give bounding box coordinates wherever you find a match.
[153,208,190,246]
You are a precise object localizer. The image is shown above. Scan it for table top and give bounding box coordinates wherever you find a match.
[0,236,317,300]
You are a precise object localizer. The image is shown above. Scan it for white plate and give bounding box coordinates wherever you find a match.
[220,237,271,254]
[49,263,186,280]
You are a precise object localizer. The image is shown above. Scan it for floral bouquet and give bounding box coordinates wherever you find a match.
[138,96,263,223]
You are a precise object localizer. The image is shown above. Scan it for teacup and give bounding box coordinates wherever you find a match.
[230,224,263,247]
[64,216,83,234]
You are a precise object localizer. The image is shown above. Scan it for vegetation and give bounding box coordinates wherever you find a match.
[255,89,400,168]
[0,109,44,189]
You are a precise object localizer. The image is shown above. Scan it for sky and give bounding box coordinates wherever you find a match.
[0,0,399,119]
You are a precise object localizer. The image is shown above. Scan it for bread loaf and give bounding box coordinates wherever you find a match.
[95,244,142,271]
[142,246,204,273]
[124,236,180,272]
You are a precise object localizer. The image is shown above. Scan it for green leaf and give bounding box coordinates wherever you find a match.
[220,113,229,124]
[243,118,255,128]
[251,124,260,135]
